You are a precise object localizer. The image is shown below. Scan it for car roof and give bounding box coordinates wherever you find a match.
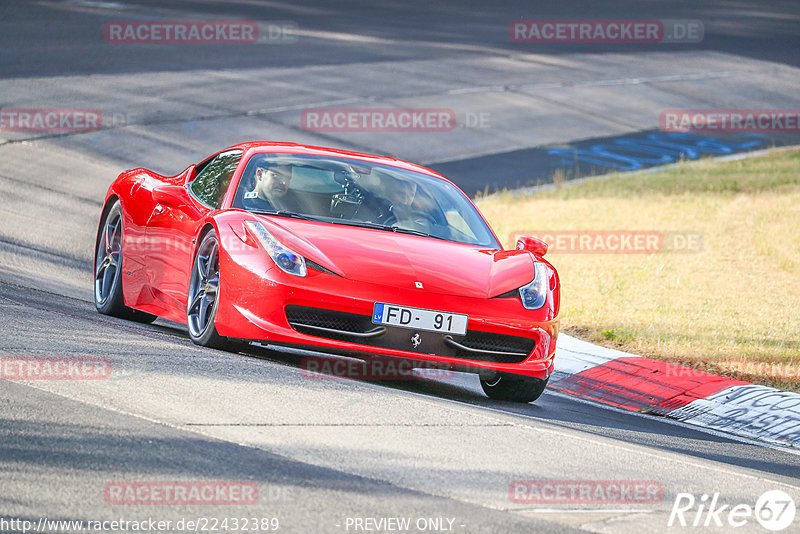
[223,141,454,185]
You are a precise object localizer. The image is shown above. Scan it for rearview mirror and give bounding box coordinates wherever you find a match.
[516,236,548,256]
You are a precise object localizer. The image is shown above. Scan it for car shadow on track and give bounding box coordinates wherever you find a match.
[236,341,800,480]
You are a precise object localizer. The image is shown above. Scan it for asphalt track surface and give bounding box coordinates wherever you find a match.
[1,1,800,533]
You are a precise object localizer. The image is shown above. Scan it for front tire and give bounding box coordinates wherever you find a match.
[187,230,238,351]
[480,372,548,403]
[94,200,157,323]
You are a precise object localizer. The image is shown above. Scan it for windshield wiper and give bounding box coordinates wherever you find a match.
[331,220,389,231]
[330,220,446,240]
[390,227,447,240]
[250,210,321,222]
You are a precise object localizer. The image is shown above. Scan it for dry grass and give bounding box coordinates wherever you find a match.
[478,149,800,391]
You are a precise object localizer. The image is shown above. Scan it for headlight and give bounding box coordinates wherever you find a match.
[519,261,551,310]
[245,221,307,277]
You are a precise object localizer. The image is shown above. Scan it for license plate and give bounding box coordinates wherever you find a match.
[372,303,468,335]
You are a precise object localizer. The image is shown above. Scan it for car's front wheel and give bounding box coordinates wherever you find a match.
[187,230,238,351]
[94,200,157,323]
[479,372,548,403]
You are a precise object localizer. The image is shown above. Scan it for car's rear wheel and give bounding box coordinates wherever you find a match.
[94,200,157,323]
[479,371,548,403]
[187,230,239,351]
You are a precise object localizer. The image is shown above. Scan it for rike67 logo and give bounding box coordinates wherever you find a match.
[669,490,796,531]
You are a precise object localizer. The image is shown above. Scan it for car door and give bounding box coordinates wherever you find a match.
[145,149,242,321]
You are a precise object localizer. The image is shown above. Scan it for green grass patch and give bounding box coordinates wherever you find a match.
[478,148,800,391]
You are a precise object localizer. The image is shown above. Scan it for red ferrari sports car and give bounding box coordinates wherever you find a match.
[94,142,560,402]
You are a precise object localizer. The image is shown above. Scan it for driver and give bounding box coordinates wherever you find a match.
[242,163,303,213]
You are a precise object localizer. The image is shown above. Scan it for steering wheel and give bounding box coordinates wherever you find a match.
[385,208,436,231]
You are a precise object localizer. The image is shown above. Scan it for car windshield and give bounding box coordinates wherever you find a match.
[231,153,500,248]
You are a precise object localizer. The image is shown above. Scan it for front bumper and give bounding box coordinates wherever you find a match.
[215,254,558,380]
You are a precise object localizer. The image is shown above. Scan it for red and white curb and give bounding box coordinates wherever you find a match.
[551,335,800,448]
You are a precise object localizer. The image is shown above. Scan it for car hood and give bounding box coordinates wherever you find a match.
[253,216,535,298]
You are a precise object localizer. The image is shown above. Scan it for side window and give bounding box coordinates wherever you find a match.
[189,149,243,208]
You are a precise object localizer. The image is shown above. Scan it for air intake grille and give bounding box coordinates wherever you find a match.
[286,306,370,333]
[459,331,534,354]
[285,305,534,363]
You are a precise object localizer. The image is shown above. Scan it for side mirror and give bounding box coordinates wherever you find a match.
[152,185,185,206]
[516,236,548,256]
[183,165,197,184]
